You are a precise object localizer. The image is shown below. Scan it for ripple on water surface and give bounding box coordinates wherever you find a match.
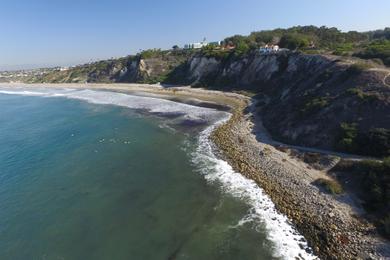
[0,88,316,259]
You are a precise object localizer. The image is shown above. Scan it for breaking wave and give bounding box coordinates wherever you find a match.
[191,117,317,260]
[0,88,227,125]
[0,86,316,259]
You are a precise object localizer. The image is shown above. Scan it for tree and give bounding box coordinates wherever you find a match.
[224,35,249,47]
[279,34,310,50]
[234,42,250,55]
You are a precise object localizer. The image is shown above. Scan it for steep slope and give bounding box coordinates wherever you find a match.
[29,50,191,84]
[27,50,390,157]
[169,52,390,156]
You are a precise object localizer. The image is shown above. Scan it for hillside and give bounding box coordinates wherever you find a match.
[9,26,390,159]
[23,54,389,159]
[2,25,390,250]
[26,50,192,84]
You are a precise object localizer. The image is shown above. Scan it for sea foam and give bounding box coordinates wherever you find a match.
[192,116,317,260]
[0,87,317,259]
[0,88,227,125]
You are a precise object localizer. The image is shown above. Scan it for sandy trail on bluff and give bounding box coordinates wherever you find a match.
[367,67,390,87]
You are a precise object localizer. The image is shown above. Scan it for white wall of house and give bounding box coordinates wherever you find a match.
[184,41,209,49]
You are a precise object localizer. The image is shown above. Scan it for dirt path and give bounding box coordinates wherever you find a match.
[383,72,390,87]
[253,113,380,161]
[250,100,382,163]
[368,67,390,87]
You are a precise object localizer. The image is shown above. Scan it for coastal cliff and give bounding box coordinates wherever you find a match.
[3,24,389,259]
[175,52,389,157]
[27,51,390,157]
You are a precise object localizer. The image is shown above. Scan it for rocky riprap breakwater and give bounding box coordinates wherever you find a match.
[210,98,389,260]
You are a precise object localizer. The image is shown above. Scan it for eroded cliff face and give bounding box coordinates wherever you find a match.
[31,51,389,153]
[31,51,190,84]
[169,52,389,152]
[174,52,338,88]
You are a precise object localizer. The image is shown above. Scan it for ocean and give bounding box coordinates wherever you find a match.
[0,87,315,259]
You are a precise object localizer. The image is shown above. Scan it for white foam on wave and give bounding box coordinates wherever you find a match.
[0,90,48,96]
[192,116,317,260]
[2,87,317,259]
[0,88,227,124]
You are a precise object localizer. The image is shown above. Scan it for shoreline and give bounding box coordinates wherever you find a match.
[209,95,390,259]
[1,83,389,259]
[196,115,316,259]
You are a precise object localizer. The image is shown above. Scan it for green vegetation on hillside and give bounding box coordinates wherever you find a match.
[337,123,390,157]
[139,48,164,59]
[19,25,390,85]
[346,87,380,102]
[355,39,390,66]
[337,122,358,152]
[222,26,390,65]
[301,97,329,114]
[333,158,390,238]
[314,178,344,194]
[332,43,354,56]
[200,45,231,60]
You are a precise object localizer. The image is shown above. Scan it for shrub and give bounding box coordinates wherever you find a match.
[302,49,322,55]
[201,46,231,60]
[234,42,250,56]
[332,43,354,56]
[346,62,372,75]
[141,74,168,84]
[356,128,390,157]
[315,178,344,194]
[333,158,390,237]
[301,97,328,114]
[346,88,361,96]
[355,39,390,66]
[316,69,333,83]
[336,124,390,157]
[224,34,249,47]
[346,88,379,102]
[386,57,390,66]
[357,159,390,213]
[383,215,390,237]
[139,49,163,59]
[337,122,358,152]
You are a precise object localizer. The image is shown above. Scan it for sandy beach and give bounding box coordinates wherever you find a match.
[2,82,389,259]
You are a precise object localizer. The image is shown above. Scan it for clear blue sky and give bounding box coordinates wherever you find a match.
[0,0,389,70]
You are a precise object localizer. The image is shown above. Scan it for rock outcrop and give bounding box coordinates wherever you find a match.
[170,52,389,154]
[29,51,390,155]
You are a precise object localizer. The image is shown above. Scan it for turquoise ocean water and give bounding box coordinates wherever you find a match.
[0,88,314,260]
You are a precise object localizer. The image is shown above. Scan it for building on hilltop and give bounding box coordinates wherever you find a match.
[184,42,208,49]
[184,38,209,49]
[222,41,236,50]
[209,41,222,47]
[259,44,280,54]
[183,38,225,50]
